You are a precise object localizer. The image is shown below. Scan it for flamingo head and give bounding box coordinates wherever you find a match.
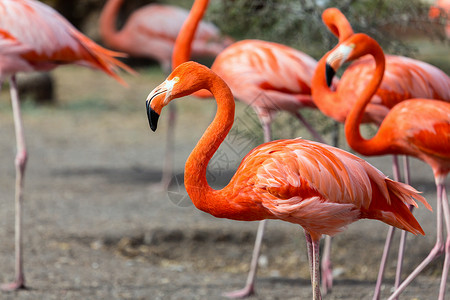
[146,61,213,131]
[325,33,377,87]
[146,76,179,131]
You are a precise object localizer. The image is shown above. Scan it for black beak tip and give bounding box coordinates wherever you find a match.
[146,102,159,132]
[325,63,336,87]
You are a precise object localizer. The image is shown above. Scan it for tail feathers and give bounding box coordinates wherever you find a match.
[74,32,137,86]
[385,178,432,211]
[367,178,431,236]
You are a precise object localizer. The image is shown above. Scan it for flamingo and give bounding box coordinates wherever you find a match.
[0,0,134,291]
[325,32,450,300]
[313,8,450,296]
[173,0,332,297]
[145,60,431,300]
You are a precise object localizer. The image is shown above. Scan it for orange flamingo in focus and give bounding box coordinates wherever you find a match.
[0,0,134,291]
[100,0,231,190]
[173,0,330,296]
[325,33,450,300]
[145,61,431,300]
[314,8,450,295]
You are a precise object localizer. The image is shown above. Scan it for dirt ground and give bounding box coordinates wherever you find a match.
[0,64,446,300]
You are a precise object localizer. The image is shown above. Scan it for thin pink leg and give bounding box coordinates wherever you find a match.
[223,220,267,298]
[394,156,412,294]
[373,227,395,300]
[1,76,27,291]
[293,112,326,144]
[321,235,333,294]
[305,232,322,300]
[388,181,445,300]
[223,120,272,299]
[438,185,449,300]
[373,155,402,300]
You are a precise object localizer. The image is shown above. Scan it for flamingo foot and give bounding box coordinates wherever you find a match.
[222,284,255,299]
[321,258,333,295]
[1,278,26,291]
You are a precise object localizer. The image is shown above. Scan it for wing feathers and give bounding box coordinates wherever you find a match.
[246,139,430,236]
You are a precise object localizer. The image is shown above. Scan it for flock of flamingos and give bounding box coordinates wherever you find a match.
[0,0,449,299]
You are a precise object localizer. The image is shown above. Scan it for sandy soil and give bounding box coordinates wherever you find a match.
[0,65,445,300]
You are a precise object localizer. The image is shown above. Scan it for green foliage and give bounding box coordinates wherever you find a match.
[208,0,439,59]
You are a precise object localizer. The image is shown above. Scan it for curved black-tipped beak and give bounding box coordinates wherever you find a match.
[146,101,159,132]
[325,63,336,87]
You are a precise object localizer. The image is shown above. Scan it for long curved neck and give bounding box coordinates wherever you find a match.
[311,50,345,123]
[172,0,209,69]
[323,9,354,42]
[344,39,388,155]
[184,70,235,212]
[99,0,123,47]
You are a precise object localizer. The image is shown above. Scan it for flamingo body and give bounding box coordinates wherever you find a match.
[338,55,450,109]
[210,40,319,113]
[201,138,428,240]
[372,99,450,171]
[0,0,132,83]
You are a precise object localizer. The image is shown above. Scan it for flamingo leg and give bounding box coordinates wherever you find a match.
[393,156,412,294]
[321,235,333,294]
[224,118,273,298]
[388,181,445,300]
[1,76,27,291]
[223,220,267,298]
[292,111,326,144]
[373,226,395,300]
[305,232,322,300]
[438,185,449,300]
[373,154,402,300]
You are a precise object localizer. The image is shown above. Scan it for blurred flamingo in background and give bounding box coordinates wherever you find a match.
[0,0,134,291]
[173,0,332,297]
[325,32,450,300]
[314,8,449,127]
[313,8,450,295]
[145,60,431,300]
[99,0,232,74]
[99,0,232,190]
[429,0,450,38]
